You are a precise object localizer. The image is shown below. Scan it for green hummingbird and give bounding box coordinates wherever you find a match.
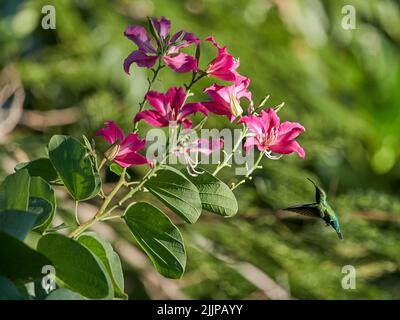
[284,178,343,240]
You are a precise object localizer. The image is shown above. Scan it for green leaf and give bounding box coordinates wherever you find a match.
[184,169,238,217]
[145,167,202,224]
[0,277,27,300]
[15,158,60,184]
[29,177,56,233]
[0,169,30,211]
[109,163,131,180]
[124,202,186,279]
[0,210,38,240]
[0,232,52,282]
[37,233,113,299]
[45,288,85,300]
[78,232,127,299]
[48,135,101,201]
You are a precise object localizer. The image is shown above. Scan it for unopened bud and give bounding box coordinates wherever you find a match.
[104,143,120,161]
[230,94,243,118]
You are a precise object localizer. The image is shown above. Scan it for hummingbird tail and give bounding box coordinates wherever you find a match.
[337,231,343,240]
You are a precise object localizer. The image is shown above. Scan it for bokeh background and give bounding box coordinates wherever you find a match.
[1,0,399,299]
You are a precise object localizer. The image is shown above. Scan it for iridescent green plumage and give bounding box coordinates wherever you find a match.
[284,178,343,240]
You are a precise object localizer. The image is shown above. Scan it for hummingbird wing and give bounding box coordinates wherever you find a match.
[283,203,321,218]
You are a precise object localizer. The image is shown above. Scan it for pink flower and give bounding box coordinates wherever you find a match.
[202,78,253,122]
[175,138,224,176]
[238,108,305,159]
[96,121,152,168]
[124,16,199,74]
[134,87,208,129]
[205,36,245,83]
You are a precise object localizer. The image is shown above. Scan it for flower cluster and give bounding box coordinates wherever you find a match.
[97,16,306,172]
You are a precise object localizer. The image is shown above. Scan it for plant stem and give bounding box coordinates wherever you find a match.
[213,125,247,176]
[69,168,127,238]
[104,156,168,216]
[74,201,80,226]
[98,157,107,171]
[231,151,264,190]
[184,71,206,91]
[133,62,164,132]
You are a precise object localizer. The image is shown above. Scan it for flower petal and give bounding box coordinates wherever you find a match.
[169,87,186,113]
[180,102,209,119]
[114,152,150,167]
[259,108,280,134]
[182,119,193,129]
[96,121,124,145]
[119,132,146,154]
[163,53,197,73]
[124,26,155,53]
[134,110,169,127]
[124,50,158,74]
[235,78,252,103]
[145,90,169,115]
[269,140,305,159]
[170,31,200,48]
[238,115,265,138]
[275,121,305,143]
[188,138,223,155]
[151,16,171,39]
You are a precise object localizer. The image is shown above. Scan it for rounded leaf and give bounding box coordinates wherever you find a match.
[37,233,113,299]
[78,232,127,299]
[29,177,56,233]
[46,288,85,300]
[0,232,52,282]
[145,167,202,224]
[0,169,30,211]
[184,169,238,217]
[0,210,39,240]
[15,158,60,184]
[48,135,101,201]
[124,202,186,279]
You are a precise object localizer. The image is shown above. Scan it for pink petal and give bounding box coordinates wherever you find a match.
[238,115,265,138]
[205,36,245,82]
[169,87,186,113]
[182,119,192,129]
[204,83,231,106]
[276,121,305,143]
[163,53,197,73]
[243,136,258,154]
[235,78,252,103]
[269,141,305,159]
[180,102,208,119]
[134,110,169,127]
[96,121,124,145]
[202,101,230,118]
[189,138,223,155]
[124,26,156,53]
[145,91,168,115]
[124,50,158,74]
[119,132,146,154]
[114,152,150,167]
[205,36,222,50]
[171,31,199,48]
[260,108,280,133]
[151,16,171,39]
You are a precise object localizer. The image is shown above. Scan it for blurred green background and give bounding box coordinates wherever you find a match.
[1,0,399,299]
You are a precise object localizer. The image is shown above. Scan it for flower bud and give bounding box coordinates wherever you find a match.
[229,93,243,118]
[104,142,120,161]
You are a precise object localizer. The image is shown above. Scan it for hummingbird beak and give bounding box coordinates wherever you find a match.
[329,220,343,240]
[307,177,317,187]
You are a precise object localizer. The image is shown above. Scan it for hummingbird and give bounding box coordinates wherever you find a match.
[284,178,343,240]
